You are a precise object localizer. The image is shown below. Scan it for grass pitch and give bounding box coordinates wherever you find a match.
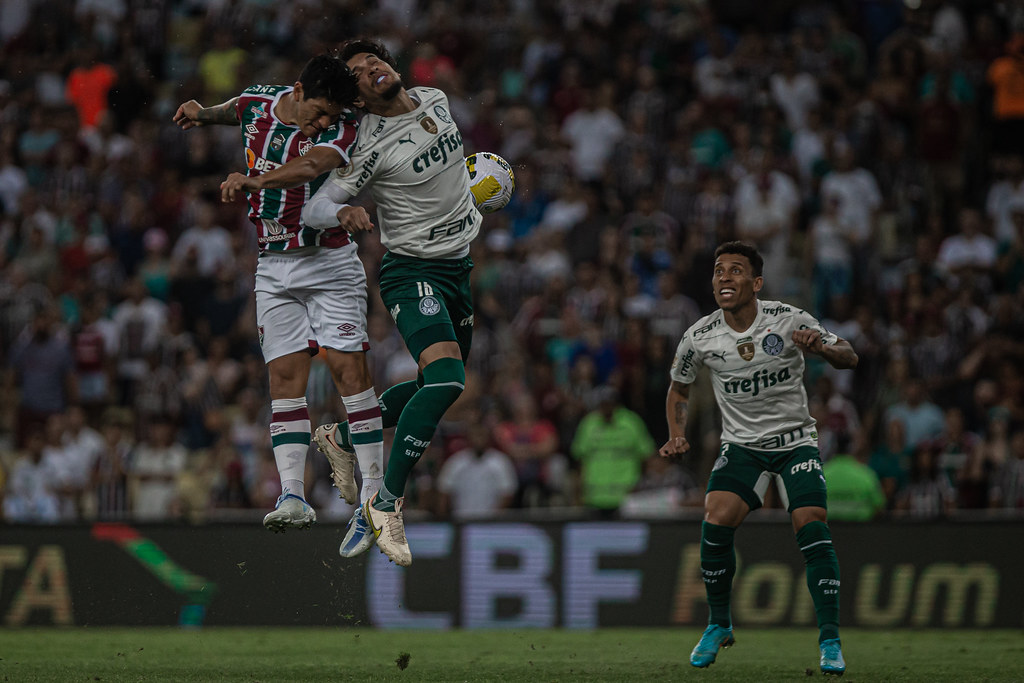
[1,627,1021,682]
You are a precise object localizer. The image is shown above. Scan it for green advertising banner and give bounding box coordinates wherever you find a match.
[0,520,1019,628]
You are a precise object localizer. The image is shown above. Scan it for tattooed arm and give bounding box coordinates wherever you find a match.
[659,380,692,457]
[173,98,241,130]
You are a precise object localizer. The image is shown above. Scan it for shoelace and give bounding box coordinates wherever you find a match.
[386,500,407,544]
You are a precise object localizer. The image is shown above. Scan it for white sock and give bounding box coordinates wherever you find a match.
[341,388,384,504]
[271,397,310,499]
[361,476,383,503]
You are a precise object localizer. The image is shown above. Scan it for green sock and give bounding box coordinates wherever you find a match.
[374,358,464,512]
[334,379,422,449]
[797,521,841,643]
[701,521,736,628]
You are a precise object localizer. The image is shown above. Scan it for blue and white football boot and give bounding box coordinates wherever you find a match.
[339,506,376,557]
[690,624,735,668]
[819,638,846,676]
[262,493,316,532]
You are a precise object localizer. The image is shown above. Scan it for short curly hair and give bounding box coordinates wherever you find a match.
[338,38,398,69]
[714,241,764,277]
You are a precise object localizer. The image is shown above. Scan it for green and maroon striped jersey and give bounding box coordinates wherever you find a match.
[235,85,358,252]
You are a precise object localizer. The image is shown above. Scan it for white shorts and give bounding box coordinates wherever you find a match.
[255,244,369,363]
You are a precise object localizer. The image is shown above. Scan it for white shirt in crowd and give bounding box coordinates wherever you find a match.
[820,168,882,245]
[437,446,518,519]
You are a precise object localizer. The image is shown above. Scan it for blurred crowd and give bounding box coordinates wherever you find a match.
[2,0,1024,525]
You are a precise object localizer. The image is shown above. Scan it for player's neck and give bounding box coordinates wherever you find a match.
[274,96,298,126]
[722,300,758,332]
[369,89,417,118]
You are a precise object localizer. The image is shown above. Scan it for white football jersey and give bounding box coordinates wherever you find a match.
[324,87,481,260]
[670,299,839,450]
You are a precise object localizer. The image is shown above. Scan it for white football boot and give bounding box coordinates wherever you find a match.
[313,423,358,504]
[363,493,412,567]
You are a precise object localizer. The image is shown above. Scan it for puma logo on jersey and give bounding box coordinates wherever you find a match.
[398,133,414,144]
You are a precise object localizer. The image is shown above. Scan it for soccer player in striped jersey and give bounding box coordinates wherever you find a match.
[661,241,858,676]
[173,55,385,547]
[302,38,498,567]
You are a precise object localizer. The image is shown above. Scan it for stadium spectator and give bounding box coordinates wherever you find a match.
[884,377,946,451]
[895,440,957,518]
[8,305,75,448]
[170,200,233,279]
[3,430,60,523]
[92,408,133,520]
[822,436,887,521]
[572,385,656,517]
[127,414,187,521]
[494,393,562,509]
[437,419,518,519]
[64,45,116,133]
[986,33,1024,153]
[935,207,998,290]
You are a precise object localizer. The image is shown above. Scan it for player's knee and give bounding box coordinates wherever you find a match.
[421,356,465,409]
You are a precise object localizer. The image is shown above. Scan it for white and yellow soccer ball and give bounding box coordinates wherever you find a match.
[466,152,515,214]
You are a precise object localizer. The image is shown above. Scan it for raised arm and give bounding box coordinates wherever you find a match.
[173,97,240,129]
[220,146,346,202]
[659,379,692,457]
[792,330,859,370]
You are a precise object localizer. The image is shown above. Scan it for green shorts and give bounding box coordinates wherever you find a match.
[707,443,828,512]
[379,251,474,362]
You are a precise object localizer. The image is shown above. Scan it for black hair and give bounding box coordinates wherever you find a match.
[338,38,398,69]
[714,240,764,278]
[297,54,358,105]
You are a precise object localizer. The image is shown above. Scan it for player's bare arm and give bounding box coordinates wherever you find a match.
[792,330,859,370]
[173,98,240,129]
[221,146,346,203]
[660,380,692,457]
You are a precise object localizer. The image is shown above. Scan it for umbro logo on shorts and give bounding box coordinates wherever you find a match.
[337,323,358,337]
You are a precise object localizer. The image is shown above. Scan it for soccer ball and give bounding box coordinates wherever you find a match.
[466,152,515,214]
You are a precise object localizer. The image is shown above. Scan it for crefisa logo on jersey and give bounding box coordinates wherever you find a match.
[762,333,784,356]
[419,296,441,316]
[736,335,755,361]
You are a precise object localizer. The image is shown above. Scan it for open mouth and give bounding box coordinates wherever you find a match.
[375,73,387,85]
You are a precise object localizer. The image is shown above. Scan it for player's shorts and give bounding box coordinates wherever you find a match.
[378,251,474,363]
[254,243,368,363]
[707,443,828,512]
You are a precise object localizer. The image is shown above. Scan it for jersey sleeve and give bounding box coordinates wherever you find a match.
[314,116,358,165]
[669,331,703,384]
[794,309,839,345]
[326,129,381,196]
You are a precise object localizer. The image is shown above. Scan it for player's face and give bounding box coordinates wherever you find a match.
[345,52,403,106]
[712,253,762,312]
[296,95,345,138]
